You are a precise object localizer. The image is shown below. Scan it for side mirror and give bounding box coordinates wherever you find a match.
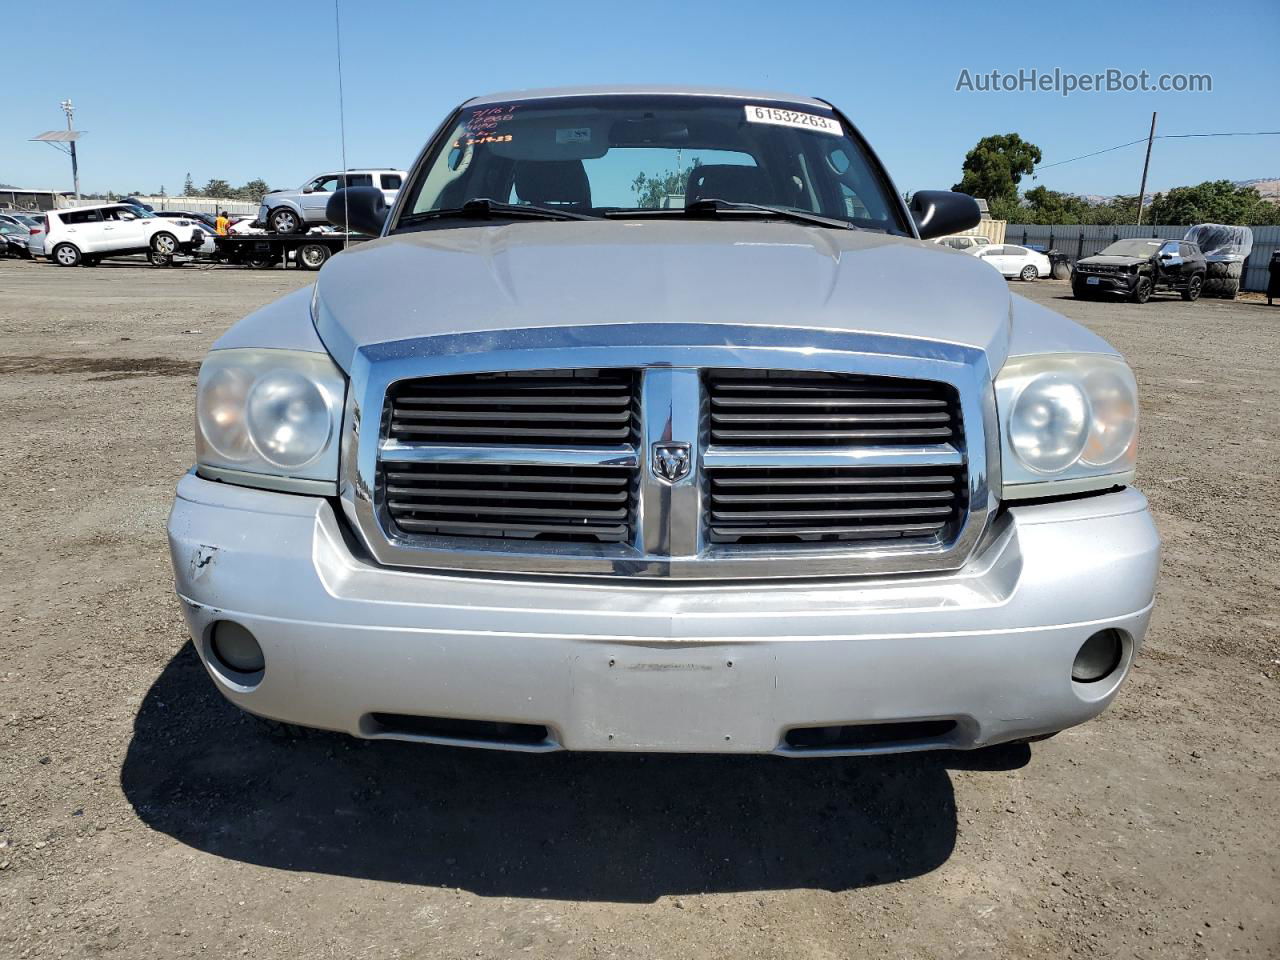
[910,190,982,241]
[326,186,388,235]
[1159,252,1173,260]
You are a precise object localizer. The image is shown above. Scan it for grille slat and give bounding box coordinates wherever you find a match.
[385,484,628,503]
[713,397,947,408]
[713,412,952,424]
[712,522,948,540]
[712,506,955,521]
[714,490,956,504]
[395,518,632,540]
[711,473,955,488]
[383,469,624,486]
[388,499,630,520]
[393,409,633,423]
[712,427,954,441]
[706,465,965,545]
[708,371,959,447]
[390,423,635,441]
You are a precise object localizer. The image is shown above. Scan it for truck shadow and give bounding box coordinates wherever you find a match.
[120,644,1028,903]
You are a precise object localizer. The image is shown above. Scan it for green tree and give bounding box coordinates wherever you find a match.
[202,178,233,199]
[1021,186,1089,224]
[183,172,195,196]
[631,158,702,209]
[953,134,1042,212]
[1147,180,1279,226]
[237,178,270,202]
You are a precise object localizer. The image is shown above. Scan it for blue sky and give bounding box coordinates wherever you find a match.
[3,0,1277,198]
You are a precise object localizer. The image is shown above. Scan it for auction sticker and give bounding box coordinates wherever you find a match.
[744,104,842,135]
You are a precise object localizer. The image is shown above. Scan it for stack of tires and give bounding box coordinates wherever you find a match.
[1202,259,1244,299]
[1184,224,1253,300]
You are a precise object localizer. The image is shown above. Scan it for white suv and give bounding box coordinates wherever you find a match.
[258,169,406,234]
[42,203,205,267]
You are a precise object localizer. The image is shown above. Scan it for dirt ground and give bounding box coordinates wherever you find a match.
[1,257,1277,960]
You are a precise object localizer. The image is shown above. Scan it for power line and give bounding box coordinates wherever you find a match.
[1034,137,1148,173]
[1034,130,1280,175]
[1161,130,1280,139]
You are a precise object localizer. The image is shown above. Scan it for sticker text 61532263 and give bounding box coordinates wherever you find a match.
[744,105,842,136]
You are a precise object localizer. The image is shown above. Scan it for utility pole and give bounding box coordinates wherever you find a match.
[1135,111,1157,226]
[31,104,84,204]
[61,100,80,201]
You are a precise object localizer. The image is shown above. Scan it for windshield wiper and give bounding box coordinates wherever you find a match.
[603,198,856,230]
[398,198,598,227]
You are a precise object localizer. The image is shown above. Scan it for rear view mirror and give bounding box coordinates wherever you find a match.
[910,190,981,241]
[326,186,388,236]
[610,118,690,145]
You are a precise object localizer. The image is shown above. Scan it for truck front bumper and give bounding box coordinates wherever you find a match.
[167,474,1159,756]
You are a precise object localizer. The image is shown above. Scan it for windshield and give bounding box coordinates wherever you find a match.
[399,95,906,233]
[122,205,155,219]
[1098,239,1162,257]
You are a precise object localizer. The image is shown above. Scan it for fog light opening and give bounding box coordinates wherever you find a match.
[1072,629,1123,684]
[210,620,265,678]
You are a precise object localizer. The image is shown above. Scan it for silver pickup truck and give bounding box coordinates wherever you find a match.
[168,86,1158,757]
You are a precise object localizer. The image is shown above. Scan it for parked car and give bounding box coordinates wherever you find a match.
[1072,238,1206,303]
[933,233,990,254]
[0,212,41,229]
[257,169,405,234]
[40,202,204,266]
[975,243,1052,281]
[155,210,219,231]
[26,216,47,257]
[169,86,1155,757]
[228,217,267,236]
[0,221,32,257]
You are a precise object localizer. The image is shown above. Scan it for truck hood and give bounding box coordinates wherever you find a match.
[1078,255,1145,267]
[313,221,1014,372]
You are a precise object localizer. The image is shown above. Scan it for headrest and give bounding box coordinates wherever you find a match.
[513,160,592,209]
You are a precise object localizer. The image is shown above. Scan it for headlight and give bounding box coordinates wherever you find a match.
[996,353,1138,499]
[196,348,345,493]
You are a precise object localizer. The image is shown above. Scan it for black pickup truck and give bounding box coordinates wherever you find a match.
[1072,238,1206,304]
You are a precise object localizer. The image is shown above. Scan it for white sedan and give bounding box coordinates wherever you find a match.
[976,244,1052,281]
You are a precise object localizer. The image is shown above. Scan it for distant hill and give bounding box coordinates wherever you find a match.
[1067,179,1279,205]
[1236,178,1280,198]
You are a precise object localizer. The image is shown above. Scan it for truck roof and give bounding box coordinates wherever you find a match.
[464,84,830,109]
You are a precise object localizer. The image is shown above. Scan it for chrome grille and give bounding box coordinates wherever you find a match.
[707,465,965,544]
[346,327,994,581]
[708,370,957,446]
[387,370,638,446]
[381,462,634,543]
